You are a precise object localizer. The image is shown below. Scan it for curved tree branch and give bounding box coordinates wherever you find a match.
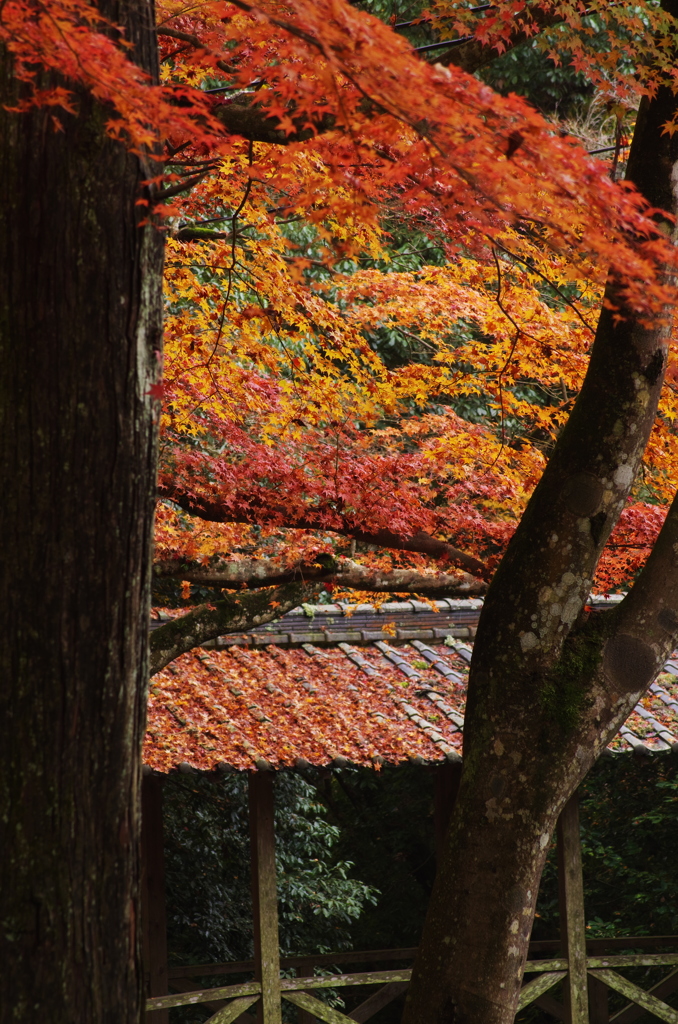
[438,8,563,74]
[154,554,488,596]
[211,100,335,144]
[150,581,317,674]
[156,27,234,75]
[159,11,560,148]
[157,26,204,47]
[403,62,678,1024]
[156,483,491,578]
[608,485,678,679]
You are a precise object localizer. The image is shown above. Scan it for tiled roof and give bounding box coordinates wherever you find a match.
[144,598,678,773]
[149,598,484,648]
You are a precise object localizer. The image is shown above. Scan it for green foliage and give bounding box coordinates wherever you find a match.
[479,36,592,116]
[164,772,251,967]
[163,764,435,961]
[163,771,378,969]
[531,754,678,942]
[582,753,678,937]
[520,754,678,1023]
[163,756,678,1023]
[275,777,378,949]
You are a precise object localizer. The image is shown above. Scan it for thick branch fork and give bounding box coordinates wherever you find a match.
[402,60,678,1024]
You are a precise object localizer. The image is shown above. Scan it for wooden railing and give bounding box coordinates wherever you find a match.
[146,938,678,1023]
[150,948,416,1022]
[520,946,678,1022]
[144,777,678,1024]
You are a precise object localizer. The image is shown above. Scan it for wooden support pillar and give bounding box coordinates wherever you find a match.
[249,770,283,1024]
[587,975,609,1024]
[295,959,316,1024]
[433,759,462,868]
[557,792,589,1024]
[141,770,169,1023]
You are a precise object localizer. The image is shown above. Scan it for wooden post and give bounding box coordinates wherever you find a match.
[557,792,589,1024]
[141,771,169,1023]
[433,760,462,869]
[295,959,316,1024]
[587,975,609,1024]
[249,770,283,1024]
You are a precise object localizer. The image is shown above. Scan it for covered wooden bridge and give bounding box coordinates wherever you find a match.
[143,598,678,1024]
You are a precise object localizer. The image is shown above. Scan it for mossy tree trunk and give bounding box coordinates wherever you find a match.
[0,4,163,1021]
[403,25,678,1024]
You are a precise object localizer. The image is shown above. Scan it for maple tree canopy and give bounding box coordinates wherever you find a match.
[7,4,678,1023]
[6,0,678,622]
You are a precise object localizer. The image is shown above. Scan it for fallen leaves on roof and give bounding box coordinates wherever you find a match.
[145,617,678,771]
[145,640,469,772]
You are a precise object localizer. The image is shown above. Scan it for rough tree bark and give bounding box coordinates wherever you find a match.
[0,4,163,1021]
[402,30,678,1024]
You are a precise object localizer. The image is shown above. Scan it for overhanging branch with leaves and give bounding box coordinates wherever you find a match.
[150,582,317,674]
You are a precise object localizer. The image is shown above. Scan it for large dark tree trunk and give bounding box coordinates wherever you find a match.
[0,5,163,1021]
[403,30,678,1024]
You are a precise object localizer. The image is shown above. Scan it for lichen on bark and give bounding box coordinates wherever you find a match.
[402,41,678,1024]
[150,582,318,674]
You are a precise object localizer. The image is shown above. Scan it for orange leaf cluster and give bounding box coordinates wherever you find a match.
[9,0,678,591]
